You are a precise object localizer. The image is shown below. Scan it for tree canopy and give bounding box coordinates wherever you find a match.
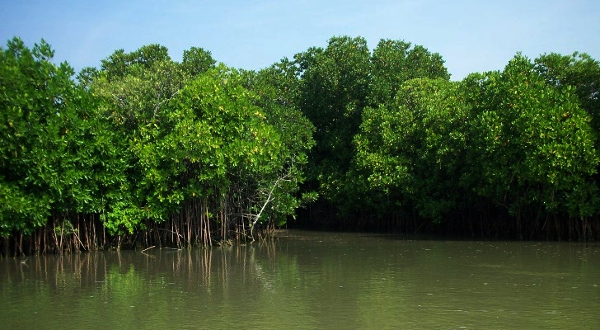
[1,35,599,255]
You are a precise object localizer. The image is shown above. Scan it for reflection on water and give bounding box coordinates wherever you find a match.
[1,230,599,329]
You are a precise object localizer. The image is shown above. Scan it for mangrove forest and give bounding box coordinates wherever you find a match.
[2,35,600,256]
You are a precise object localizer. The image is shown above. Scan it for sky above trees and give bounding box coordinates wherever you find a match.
[1,0,599,81]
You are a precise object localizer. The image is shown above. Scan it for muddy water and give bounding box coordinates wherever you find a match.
[1,230,599,329]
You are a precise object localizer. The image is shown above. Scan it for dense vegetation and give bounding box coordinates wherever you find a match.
[2,35,599,255]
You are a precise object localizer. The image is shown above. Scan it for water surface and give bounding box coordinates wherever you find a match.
[1,230,599,329]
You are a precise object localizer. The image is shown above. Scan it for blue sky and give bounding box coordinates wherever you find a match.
[1,0,599,80]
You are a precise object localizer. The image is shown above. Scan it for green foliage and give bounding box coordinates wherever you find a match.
[0,37,104,236]
[353,51,599,224]
[182,46,216,77]
[240,66,315,223]
[294,36,372,210]
[534,52,600,133]
[355,78,468,221]
[86,42,316,237]
[369,39,450,106]
[463,54,599,218]
[100,44,171,80]
[2,35,599,246]
[90,41,314,234]
[291,36,452,217]
[90,45,191,233]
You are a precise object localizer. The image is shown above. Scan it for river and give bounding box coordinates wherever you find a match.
[1,230,599,329]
